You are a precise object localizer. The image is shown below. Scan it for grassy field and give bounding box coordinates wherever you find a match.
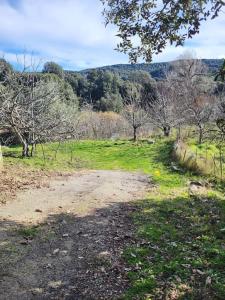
[2,139,225,299]
[3,140,187,188]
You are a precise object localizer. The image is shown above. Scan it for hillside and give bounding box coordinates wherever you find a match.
[73,58,223,79]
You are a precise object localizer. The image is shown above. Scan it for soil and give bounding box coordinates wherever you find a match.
[0,164,64,205]
[0,170,150,300]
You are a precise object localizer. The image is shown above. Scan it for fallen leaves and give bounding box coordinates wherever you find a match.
[0,165,50,204]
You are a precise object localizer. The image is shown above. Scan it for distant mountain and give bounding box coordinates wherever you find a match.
[73,59,224,79]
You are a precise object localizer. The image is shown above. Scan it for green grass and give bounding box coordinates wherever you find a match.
[174,139,225,180]
[17,226,39,238]
[188,141,225,159]
[3,139,225,299]
[122,191,225,299]
[3,139,189,188]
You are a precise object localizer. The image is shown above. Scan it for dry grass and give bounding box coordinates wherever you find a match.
[173,140,225,180]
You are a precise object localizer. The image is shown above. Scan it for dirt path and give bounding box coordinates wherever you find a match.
[0,170,150,299]
[0,170,149,224]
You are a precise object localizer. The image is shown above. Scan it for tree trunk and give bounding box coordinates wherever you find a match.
[177,126,181,140]
[11,127,30,157]
[163,125,170,137]
[198,127,203,144]
[133,126,137,142]
[0,143,3,170]
[22,141,29,157]
[30,142,36,157]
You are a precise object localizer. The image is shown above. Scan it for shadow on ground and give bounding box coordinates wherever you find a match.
[123,194,225,300]
[1,193,225,300]
[0,202,138,300]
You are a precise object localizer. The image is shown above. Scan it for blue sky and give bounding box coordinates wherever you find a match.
[0,0,225,70]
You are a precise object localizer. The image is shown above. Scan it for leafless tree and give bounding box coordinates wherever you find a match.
[122,83,148,141]
[0,56,78,157]
[171,54,216,143]
[213,83,225,141]
[146,74,183,137]
[188,96,216,143]
[171,52,208,81]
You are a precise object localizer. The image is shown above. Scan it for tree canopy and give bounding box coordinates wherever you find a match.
[0,59,13,82]
[102,0,224,62]
[42,61,64,78]
[215,59,225,82]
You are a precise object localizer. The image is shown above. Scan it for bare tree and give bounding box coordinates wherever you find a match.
[0,74,56,156]
[0,56,78,157]
[171,54,216,143]
[146,75,182,137]
[213,83,225,140]
[171,52,208,81]
[187,95,216,144]
[122,83,148,141]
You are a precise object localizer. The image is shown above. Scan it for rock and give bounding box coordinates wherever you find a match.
[53,248,60,255]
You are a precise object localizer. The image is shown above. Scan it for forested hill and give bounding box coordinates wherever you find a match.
[1,57,224,116]
[75,59,223,79]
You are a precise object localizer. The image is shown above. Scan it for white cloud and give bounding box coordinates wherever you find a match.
[153,13,225,62]
[0,0,224,69]
[0,0,124,68]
